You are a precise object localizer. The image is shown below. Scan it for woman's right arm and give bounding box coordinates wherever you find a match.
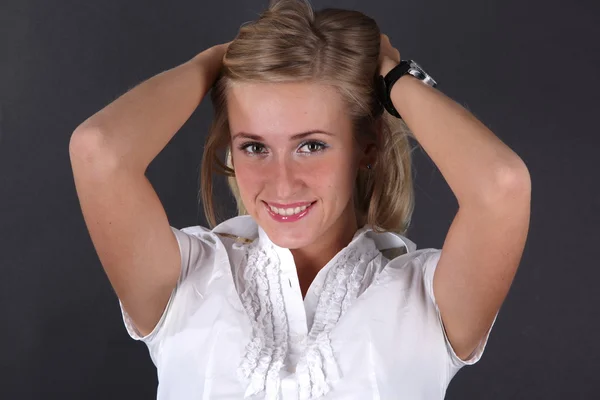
[68,44,228,337]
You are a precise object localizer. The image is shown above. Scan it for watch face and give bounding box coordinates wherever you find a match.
[409,70,426,80]
[408,60,424,74]
[408,60,437,87]
[408,60,421,69]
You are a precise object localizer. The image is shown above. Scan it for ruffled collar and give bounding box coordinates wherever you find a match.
[213,216,415,399]
[213,215,416,255]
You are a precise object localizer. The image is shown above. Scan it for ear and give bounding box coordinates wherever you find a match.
[358,118,382,169]
[359,142,377,169]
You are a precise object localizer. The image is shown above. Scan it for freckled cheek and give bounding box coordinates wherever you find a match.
[299,162,355,199]
[233,156,355,204]
[232,161,267,209]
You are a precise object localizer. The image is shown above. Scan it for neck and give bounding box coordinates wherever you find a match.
[290,204,358,295]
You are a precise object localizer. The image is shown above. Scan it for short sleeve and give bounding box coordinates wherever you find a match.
[420,249,499,368]
[118,225,217,344]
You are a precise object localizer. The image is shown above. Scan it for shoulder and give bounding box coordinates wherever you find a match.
[361,227,439,275]
[211,215,259,244]
[385,248,441,280]
[384,248,441,272]
[174,215,259,249]
[373,247,443,318]
[354,227,442,293]
[165,216,258,283]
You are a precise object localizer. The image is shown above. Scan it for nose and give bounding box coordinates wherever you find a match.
[270,157,301,200]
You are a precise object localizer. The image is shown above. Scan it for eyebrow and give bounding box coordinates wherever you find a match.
[231,130,335,141]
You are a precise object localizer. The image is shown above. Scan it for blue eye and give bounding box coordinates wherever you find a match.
[298,140,328,153]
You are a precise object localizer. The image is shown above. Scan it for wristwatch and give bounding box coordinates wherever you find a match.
[375,59,437,119]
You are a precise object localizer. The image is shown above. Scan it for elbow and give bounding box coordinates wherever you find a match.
[69,127,121,174]
[464,158,531,209]
[70,125,101,154]
[487,159,531,205]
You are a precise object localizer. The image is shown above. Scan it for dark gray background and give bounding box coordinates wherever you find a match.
[1,0,599,398]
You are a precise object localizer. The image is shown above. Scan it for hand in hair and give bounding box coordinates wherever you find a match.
[192,40,232,87]
[378,34,401,77]
[212,41,232,62]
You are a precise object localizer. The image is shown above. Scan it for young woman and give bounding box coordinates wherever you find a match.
[69,0,531,399]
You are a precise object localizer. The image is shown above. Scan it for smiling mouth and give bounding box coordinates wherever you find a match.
[267,203,312,216]
[263,201,317,221]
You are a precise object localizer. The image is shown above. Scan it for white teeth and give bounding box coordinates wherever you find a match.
[268,204,310,216]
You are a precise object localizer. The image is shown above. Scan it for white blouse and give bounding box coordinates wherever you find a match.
[119,215,497,400]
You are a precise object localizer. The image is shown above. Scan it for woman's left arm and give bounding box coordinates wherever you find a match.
[382,36,531,360]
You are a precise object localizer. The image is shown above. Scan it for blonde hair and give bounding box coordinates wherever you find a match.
[201,0,417,235]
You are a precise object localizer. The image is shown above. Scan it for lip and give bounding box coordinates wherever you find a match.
[263,201,316,223]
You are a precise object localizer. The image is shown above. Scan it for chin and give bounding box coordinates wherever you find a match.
[265,226,318,249]
[253,200,323,250]
[258,217,322,249]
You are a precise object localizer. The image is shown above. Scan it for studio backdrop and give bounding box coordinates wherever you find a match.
[1,0,598,398]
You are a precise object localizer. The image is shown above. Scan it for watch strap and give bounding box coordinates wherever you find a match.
[375,59,436,119]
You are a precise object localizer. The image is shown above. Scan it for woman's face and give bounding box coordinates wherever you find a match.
[227,81,364,250]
